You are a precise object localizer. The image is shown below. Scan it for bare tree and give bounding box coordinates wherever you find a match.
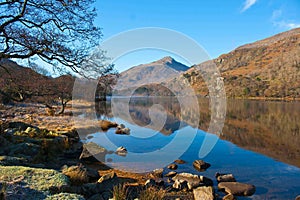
[0,0,111,77]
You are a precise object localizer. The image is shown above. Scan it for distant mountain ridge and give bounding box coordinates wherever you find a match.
[115,56,189,90]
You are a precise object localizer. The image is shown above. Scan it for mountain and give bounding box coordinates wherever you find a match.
[184,28,300,99]
[115,56,189,90]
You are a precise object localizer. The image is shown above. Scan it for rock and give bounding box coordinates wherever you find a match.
[223,193,236,200]
[296,195,300,200]
[172,173,211,190]
[122,127,130,134]
[215,173,236,182]
[86,167,100,180]
[87,193,105,200]
[97,171,116,183]
[24,126,40,135]
[145,179,156,187]
[156,179,165,187]
[115,146,127,156]
[167,163,178,170]
[173,179,189,191]
[99,120,117,131]
[117,124,125,129]
[79,142,107,162]
[0,156,27,166]
[193,186,214,200]
[46,193,86,200]
[115,127,130,135]
[200,176,214,186]
[151,168,164,178]
[165,171,177,177]
[9,142,40,157]
[174,159,186,164]
[62,165,89,184]
[218,182,256,196]
[193,160,211,171]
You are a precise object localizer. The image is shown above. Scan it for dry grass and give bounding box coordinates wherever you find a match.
[139,186,165,200]
[0,182,7,200]
[112,184,128,200]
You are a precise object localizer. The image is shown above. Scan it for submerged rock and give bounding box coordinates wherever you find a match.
[215,173,236,182]
[174,159,186,164]
[193,160,211,171]
[218,182,256,196]
[193,186,214,200]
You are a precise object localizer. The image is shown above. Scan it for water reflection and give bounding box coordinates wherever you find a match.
[95,97,300,168]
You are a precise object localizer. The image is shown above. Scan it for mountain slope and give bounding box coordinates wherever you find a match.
[184,28,300,98]
[116,56,189,90]
[0,59,74,104]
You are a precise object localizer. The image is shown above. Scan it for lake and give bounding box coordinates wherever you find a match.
[82,97,300,199]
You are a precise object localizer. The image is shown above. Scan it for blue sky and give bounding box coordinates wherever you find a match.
[94,0,300,72]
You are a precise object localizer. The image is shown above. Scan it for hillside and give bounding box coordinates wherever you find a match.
[116,56,189,90]
[0,59,74,104]
[184,28,300,98]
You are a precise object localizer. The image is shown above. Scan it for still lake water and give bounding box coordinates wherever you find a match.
[84,97,300,199]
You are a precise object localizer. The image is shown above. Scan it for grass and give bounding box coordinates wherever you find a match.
[112,184,128,200]
[0,182,7,200]
[139,186,165,200]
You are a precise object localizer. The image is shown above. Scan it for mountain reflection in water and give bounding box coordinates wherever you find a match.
[95,97,300,168]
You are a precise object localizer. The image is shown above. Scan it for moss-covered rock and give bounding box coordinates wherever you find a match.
[0,166,69,191]
[45,193,85,200]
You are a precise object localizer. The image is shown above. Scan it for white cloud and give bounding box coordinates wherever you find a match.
[276,21,300,29]
[271,9,282,20]
[271,9,300,30]
[241,0,258,12]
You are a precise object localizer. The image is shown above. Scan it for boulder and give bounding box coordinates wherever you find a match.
[193,186,214,200]
[218,182,256,196]
[172,173,211,190]
[173,179,189,191]
[215,173,236,182]
[193,160,211,171]
[145,179,156,188]
[115,127,130,135]
[151,168,164,178]
[62,165,89,184]
[165,171,177,178]
[97,171,116,183]
[167,163,178,170]
[79,142,107,162]
[115,146,127,156]
[99,120,117,131]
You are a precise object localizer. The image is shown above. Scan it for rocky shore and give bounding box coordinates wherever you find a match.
[0,102,258,200]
